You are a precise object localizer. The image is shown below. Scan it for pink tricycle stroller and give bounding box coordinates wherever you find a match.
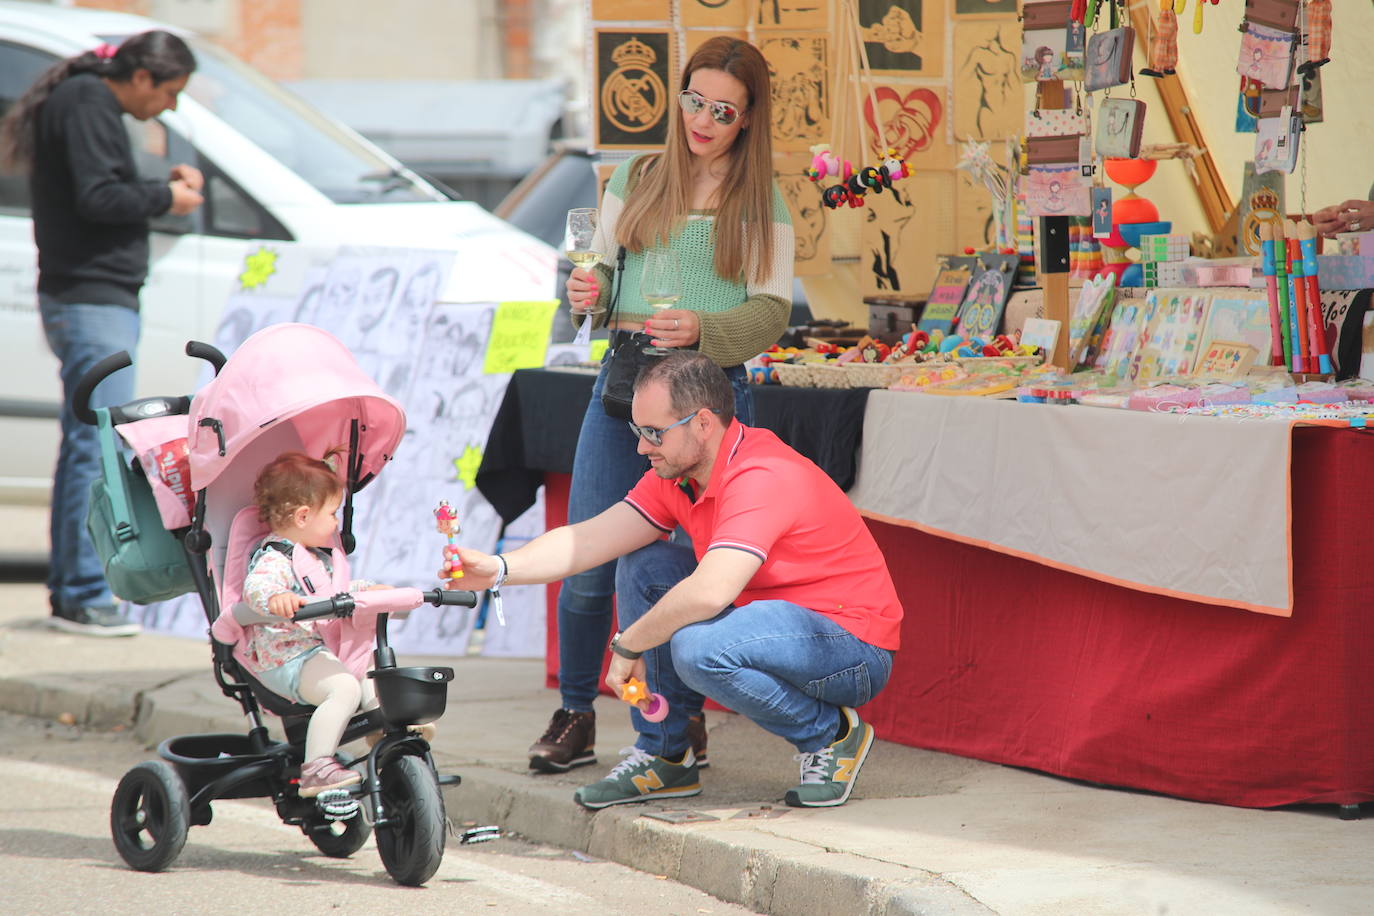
[79,324,493,886]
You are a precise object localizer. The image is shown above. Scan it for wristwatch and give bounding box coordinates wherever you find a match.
[609,631,642,660]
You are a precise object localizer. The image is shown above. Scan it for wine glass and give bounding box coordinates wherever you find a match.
[564,208,604,315]
[640,249,681,356]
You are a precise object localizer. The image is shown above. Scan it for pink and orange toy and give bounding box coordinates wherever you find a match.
[620,677,669,723]
[434,499,464,581]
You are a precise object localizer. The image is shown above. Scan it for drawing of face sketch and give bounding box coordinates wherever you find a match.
[379,261,443,357]
[357,266,399,335]
[314,264,361,337]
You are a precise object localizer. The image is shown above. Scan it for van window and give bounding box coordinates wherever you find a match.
[128,116,290,241]
[0,41,60,215]
[175,38,446,206]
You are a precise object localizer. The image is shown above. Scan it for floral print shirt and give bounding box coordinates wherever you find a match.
[240,536,371,675]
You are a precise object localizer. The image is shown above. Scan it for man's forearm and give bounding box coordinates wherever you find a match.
[618,577,732,654]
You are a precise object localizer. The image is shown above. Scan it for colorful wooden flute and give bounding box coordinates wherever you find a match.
[1259,222,1284,366]
[1295,220,1331,375]
[1287,233,1309,374]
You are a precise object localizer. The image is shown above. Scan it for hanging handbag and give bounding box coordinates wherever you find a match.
[1085,27,1135,93]
[599,247,664,421]
[1096,97,1146,158]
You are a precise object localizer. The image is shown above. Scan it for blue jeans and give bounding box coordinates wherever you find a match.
[616,540,894,756]
[39,295,140,613]
[556,355,754,711]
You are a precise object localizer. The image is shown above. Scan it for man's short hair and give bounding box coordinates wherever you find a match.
[635,351,735,423]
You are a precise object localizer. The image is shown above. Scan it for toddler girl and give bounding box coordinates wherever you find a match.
[242,449,376,798]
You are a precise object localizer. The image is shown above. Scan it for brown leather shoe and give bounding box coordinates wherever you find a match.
[529,708,596,773]
[687,714,709,769]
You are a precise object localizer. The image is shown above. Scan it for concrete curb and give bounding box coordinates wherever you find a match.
[0,674,991,916]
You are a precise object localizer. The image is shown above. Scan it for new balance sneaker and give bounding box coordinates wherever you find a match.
[573,746,701,809]
[784,706,875,808]
[48,604,141,638]
[529,708,597,773]
[687,713,709,769]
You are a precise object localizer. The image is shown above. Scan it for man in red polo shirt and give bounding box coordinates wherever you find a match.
[452,352,902,809]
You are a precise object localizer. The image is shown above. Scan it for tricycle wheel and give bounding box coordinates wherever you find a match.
[306,810,372,858]
[376,754,446,886]
[110,760,190,872]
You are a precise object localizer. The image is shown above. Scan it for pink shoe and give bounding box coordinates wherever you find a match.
[299,756,362,798]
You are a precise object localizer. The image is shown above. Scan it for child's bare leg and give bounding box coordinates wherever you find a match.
[298,651,362,762]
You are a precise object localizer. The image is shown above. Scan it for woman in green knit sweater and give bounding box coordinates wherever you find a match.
[527,37,794,774]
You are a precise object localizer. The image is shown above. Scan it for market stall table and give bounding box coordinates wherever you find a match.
[477,370,1374,811]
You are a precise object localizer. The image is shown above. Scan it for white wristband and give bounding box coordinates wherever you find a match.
[489,554,508,627]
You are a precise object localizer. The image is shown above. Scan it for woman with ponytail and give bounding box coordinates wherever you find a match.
[0,30,203,636]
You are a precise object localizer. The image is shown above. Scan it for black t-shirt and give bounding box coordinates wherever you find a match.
[30,73,173,310]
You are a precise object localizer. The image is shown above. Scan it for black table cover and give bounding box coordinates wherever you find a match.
[477,368,870,525]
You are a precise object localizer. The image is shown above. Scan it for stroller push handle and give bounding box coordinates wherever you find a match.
[184,340,227,376]
[72,350,133,425]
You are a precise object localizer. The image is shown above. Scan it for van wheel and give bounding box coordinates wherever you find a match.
[110,761,190,872]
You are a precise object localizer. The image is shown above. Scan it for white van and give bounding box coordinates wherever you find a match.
[0,2,555,502]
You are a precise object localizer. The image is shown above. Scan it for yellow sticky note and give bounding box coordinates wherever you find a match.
[482,300,560,375]
[590,339,609,362]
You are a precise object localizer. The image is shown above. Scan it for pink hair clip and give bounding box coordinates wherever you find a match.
[93,43,118,60]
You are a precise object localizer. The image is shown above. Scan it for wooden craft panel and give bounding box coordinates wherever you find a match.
[859,82,953,169]
[857,0,944,77]
[953,20,1022,141]
[590,0,670,20]
[595,29,676,150]
[774,154,831,276]
[759,32,831,153]
[755,0,829,30]
[680,0,750,28]
[861,170,955,300]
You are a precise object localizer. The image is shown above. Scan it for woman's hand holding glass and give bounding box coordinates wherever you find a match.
[645,308,700,350]
[564,208,605,315]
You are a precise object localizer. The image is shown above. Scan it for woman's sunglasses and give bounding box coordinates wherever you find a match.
[678,89,744,127]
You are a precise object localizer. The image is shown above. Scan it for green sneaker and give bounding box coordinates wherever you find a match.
[573,746,701,809]
[784,706,875,808]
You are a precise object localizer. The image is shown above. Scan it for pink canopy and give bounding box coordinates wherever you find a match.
[188,324,406,490]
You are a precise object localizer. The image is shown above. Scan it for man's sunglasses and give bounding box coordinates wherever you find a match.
[678,89,744,127]
[627,408,719,447]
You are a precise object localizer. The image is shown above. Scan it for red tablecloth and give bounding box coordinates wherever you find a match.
[544,427,1374,808]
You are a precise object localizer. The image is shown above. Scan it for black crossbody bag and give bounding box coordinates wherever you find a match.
[599,245,664,420]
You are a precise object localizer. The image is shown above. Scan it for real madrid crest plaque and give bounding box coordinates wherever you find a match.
[595,30,675,150]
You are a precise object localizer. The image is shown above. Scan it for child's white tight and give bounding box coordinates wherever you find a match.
[298,650,378,762]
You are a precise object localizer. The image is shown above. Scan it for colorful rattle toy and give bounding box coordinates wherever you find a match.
[434,499,463,580]
[620,677,669,722]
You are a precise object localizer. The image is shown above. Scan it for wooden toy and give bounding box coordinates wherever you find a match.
[620,677,669,723]
[433,499,463,580]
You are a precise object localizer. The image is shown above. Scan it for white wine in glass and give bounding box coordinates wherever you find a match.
[564,208,604,315]
[641,249,681,356]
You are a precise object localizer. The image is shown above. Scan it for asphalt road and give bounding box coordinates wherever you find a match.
[0,710,759,916]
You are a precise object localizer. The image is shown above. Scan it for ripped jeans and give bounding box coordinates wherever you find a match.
[616,539,894,757]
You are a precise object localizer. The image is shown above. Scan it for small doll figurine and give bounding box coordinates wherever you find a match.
[434,499,463,580]
[1140,0,1178,78]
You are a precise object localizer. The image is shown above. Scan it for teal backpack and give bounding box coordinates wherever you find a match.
[85,406,196,605]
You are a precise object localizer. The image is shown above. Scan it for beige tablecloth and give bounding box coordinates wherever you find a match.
[849,393,1294,615]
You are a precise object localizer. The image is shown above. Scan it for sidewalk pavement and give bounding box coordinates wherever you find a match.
[2,572,1371,915]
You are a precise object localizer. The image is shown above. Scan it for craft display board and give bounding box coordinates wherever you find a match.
[588,0,1022,285]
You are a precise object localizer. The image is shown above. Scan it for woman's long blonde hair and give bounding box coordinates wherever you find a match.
[615,37,776,284]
